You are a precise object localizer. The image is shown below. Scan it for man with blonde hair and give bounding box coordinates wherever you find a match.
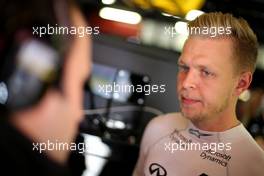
[133,12,264,176]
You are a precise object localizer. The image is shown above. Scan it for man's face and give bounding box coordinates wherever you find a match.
[177,36,237,122]
[59,6,91,143]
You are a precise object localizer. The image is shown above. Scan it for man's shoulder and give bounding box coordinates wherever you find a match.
[147,112,188,133]
[226,124,264,172]
[231,135,264,175]
[232,125,264,158]
[140,112,188,150]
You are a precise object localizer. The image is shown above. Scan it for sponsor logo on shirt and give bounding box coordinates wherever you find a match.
[188,128,213,138]
[149,163,167,176]
[200,149,232,167]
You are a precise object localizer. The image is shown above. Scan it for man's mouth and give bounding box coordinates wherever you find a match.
[181,96,201,106]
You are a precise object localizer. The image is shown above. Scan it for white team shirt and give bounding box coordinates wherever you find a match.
[133,113,264,176]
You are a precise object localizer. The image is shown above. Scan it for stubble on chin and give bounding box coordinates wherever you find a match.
[179,103,206,123]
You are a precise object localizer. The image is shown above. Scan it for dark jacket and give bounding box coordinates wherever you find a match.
[0,120,70,176]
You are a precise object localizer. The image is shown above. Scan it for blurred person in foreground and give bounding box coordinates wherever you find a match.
[0,0,91,175]
[133,12,264,176]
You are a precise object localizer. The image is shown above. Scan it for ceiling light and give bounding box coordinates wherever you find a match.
[185,9,204,21]
[99,7,142,25]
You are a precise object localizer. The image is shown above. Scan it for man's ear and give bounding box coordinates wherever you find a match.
[235,71,252,96]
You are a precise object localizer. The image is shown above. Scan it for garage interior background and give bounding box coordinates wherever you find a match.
[75,0,264,176]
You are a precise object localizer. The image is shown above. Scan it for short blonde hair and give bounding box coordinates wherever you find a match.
[188,12,258,73]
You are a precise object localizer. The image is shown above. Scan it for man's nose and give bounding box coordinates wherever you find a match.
[182,70,197,90]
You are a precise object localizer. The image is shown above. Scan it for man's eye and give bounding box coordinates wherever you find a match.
[178,64,189,72]
[201,69,213,77]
